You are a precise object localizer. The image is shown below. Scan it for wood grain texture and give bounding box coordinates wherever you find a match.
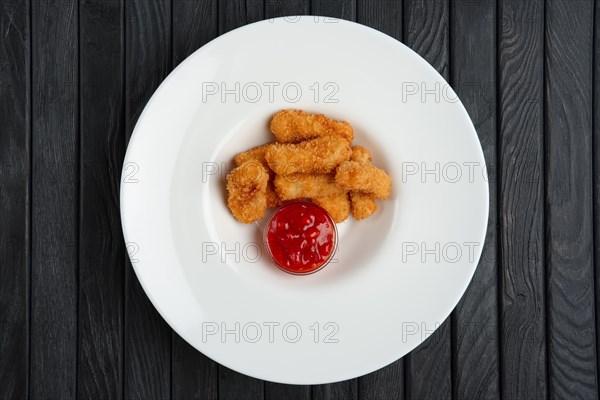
[265,383,310,400]
[354,1,404,399]
[450,1,500,399]
[404,0,447,76]
[0,1,29,399]
[312,0,356,20]
[78,0,125,399]
[265,0,310,18]
[595,0,600,393]
[545,0,597,398]
[219,366,264,400]
[171,1,219,399]
[498,1,546,399]
[172,336,218,400]
[402,1,452,399]
[173,0,218,68]
[357,0,401,40]
[358,364,403,400]
[30,0,79,399]
[124,0,172,399]
[312,379,357,400]
[219,0,264,34]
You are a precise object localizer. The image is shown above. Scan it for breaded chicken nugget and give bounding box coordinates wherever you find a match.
[226,160,269,223]
[266,182,282,208]
[311,193,350,223]
[350,192,378,220]
[270,109,354,143]
[234,144,282,208]
[335,161,391,200]
[350,146,372,163]
[348,146,376,219]
[266,136,351,175]
[274,173,346,200]
[234,143,274,167]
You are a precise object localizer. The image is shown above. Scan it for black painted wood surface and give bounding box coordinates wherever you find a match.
[451,1,500,398]
[0,0,598,399]
[124,1,172,399]
[498,0,546,399]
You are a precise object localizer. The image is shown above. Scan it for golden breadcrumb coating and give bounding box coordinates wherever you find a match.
[233,143,274,167]
[311,194,350,223]
[274,173,346,200]
[350,146,372,163]
[226,160,269,223]
[266,182,282,208]
[265,136,351,175]
[335,161,391,200]
[234,143,282,208]
[349,146,376,219]
[270,109,354,143]
[350,191,378,220]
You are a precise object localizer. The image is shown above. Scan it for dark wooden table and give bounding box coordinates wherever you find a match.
[1,0,598,399]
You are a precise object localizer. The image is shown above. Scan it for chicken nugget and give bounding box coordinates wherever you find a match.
[348,146,376,219]
[350,191,378,220]
[234,143,281,208]
[234,143,274,167]
[311,193,350,223]
[270,109,354,143]
[335,161,391,200]
[226,160,269,223]
[274,173,346,200]
[350,146,372,163]
[266,136,351,175]
[266,182,282,208]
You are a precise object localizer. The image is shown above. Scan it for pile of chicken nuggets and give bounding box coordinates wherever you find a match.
[226,109,392,223]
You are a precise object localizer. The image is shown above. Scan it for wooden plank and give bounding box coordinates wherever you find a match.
[0,1,29,399]
[312,0,356,19]
[592,0,600,392]
[30,0,79,399]
[172,338,218,400]
[78,0,125,399]
[219,366,264,400]
[265,384,310,400]
[545,0,597,398]
[312,380,357,400]
[403,0,447,76]
[357,0,401,40]
[219,0,264,34]
[354,1,404,399]
[357,365,403,400]
[596,0,600,392]
[260,1,312,399]
[173,0,218,67]
[401,1,452,399]
[171,1,219,399]
[450,1,500,399]
[264,0,310,18]
[498,0,546,399]
[216,1,265,398]
[124,0,172,399]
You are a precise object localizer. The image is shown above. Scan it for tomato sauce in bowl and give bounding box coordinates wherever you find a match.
[264,201,337,275]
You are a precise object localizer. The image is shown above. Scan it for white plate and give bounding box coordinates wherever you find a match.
[121,16,488,384]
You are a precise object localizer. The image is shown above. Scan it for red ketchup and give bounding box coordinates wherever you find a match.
[265,201,337,275]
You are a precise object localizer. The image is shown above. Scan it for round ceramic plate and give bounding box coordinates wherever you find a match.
[121,16,489,384]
